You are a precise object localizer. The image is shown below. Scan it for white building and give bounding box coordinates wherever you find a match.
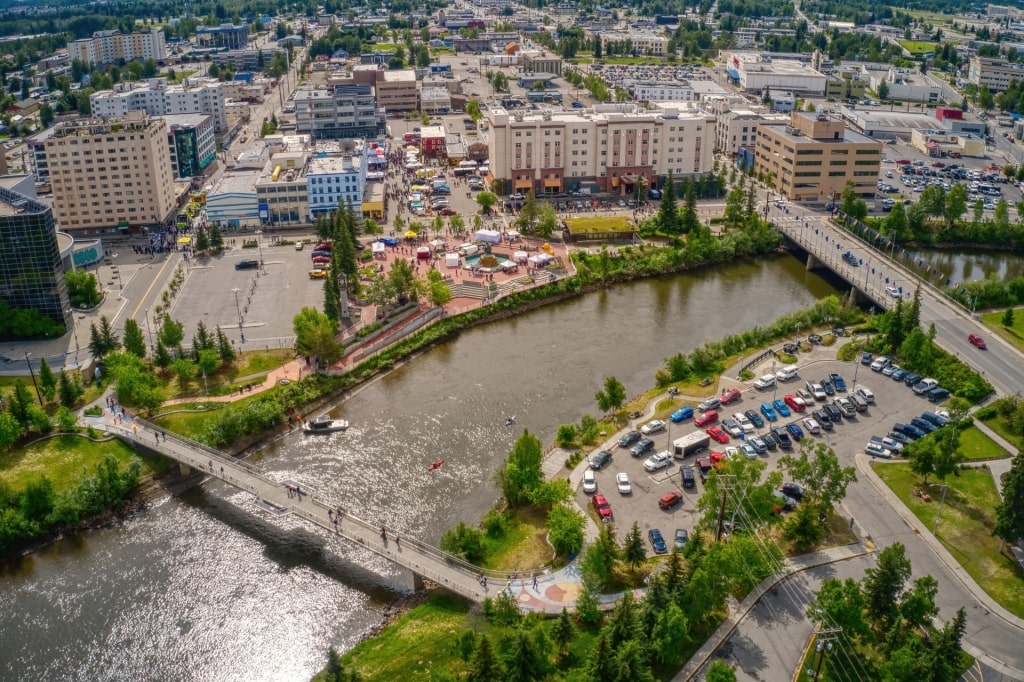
[723,51,827,95]
[419,86,453,115]
[207,170,260,227]
[595,31,668,57]
[626,80,696,103]
[307,153,368,220]
[704,96,788,155]
[89,78,229,134]
[858,63,941,103]
[68,28,166,67]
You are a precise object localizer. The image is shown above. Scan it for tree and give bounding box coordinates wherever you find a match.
[535,203,558,239]
[807,577,870,641]
[862,542,912,628]
[550,608,576,660]
[840,180,867,224]
[978,84,995,111]
[323,645,361,682]
[495,429,545,507]
[994,450,1024,551]
[292,307,343,369]
[37,357,56,402]
[89,315,120,358]
[193,226,211,252]
[466,98,482,126]
[171,357,197,389]
[122,318,146,358]
[39,103,54,128]
[547,503,584,557]
[159,316,185,351]
[657,172,680,234]
[705,660,738,682]
[215,326,236,364]
[778,441,857,514]
[581,524,619,589]
[928,607,967,682]
[502,629,548,682]
[153,340,173,370]
[466,634,502,682]
[425,270,453,308]
[1002,307,1016,328]
[8,379,34,426]
[57,371,83,408]
[876,80,890,101]
[945,183,968,227]
[0,412,21,451]
[782,501,825,551]
[476,191,498,214]
[622,521,647,569]
[595,375,626,413]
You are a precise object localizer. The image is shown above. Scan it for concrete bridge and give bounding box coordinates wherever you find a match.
[104,418,538,604]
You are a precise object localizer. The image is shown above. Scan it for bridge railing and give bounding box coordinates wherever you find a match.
[134,418,268,479]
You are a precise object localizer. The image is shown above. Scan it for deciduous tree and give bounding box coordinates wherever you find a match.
[778,441,857,514]
[595,375,626,413]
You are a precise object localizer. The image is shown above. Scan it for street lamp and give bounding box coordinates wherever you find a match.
[231,287,243,329]
[66,308,80,366]
[932,483,949,535]
[254,229,265,272]
[145,307,155,352]
[24,352,43,406]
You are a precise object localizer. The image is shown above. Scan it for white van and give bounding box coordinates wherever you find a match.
[775,366,798,382]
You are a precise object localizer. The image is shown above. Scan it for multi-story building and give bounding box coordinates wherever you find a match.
[420,86,452,115]
[754,111,882,202]
[294,84,386,140]
[210,47,287,72]
[485,102,714,196]
[0,184,72,330]
[968,56,1024,93]
[26,126,57,183]
[90,78,229,134]
[704,96,788,156]
[255,151,309,225]
[306,153,367,219]
[196,24,249,50]
[593,31,667,57]
[626,80,696,103]
[161,113,216,179]
[44,112,178,234]
[520,51,564,76]
[375,70,418,112]
[68,28,166,67]
[723,51,827,95]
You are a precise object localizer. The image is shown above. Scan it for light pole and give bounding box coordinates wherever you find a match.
[24,352,43,406]
[254,229,265,272]
[145,307,155,352]
[932,483,949,535]
[231,287,243,329]
[66,309,80,366]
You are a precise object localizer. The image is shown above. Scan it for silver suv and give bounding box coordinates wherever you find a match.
[697,396,721,412]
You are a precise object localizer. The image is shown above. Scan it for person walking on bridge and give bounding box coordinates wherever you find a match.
[380,527,387,542]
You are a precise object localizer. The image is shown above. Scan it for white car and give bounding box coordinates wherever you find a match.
[865,442,893,459]
[641,419,666,435]
[856,386,876,404]
[753,374,776,390]
[582,468,597,493]
[724,446,741,460]
[802,417,821,435]
[733,412,754,433]
[643,450,673,472]
[808,382,827,401]
[616,472,632,495]
[869,356,890,372]
[885,285,901,298]
[741,444,758,459]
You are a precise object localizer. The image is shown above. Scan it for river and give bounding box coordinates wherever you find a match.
[899,245,1024,286]
[0,254,840,682]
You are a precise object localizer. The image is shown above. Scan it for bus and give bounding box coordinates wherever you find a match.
[997,115,1014,127]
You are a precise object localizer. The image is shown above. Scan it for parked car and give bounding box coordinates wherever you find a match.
[802,417,821,435]
[680,465,696,489]
[773,491,799,510]
[745,409,765,428]
[820,378,836,396]
[870,356,891,372]
[658,491,684,510]
[671,406,695,422]
[749,435,768,454]
[641,419,666,435]
[630,438,655,457]
[890,368,909,382]
[720,388,742,405]
[644,450,673,472]
[760,402,778,421]
[591,493,614,521]
[733,412,754,433]
[835,397,857,418]
[698,396,721,412]
[812,409,834,430]
[694,410,719,427]
[856,386,876,404]
[881,363,900,377]
[582,468,597,493]
[771,426,793,449]
[807,382,827,401]
[648,528,668,554]
[722,418,743,437]
[785,422,805,441]
[823,403,843,422]
[783,394,807,412]
[860,352,874,366]
[753,374,776,390]
[912,378,938,395]
[706,426,730,444]
[308,269,328,279]
[865,442,893,459]
[848,393,869,412]
[616,472,632,495]
[772,399,792,418]
[911,417,938,434]
[741,443,758,459]
[887,430,910,445]
[590,450,613,470]
[761,432,779,450]
[871,435,904,454]
[796,388,815,404]
[927,387,950,403]
[235,259,260,270]
[673,528,689,550]
[618,430,642,448]
[829,373,847,391]
[968,333,987,349]
[903,373,923,387]
[781,482,805,501]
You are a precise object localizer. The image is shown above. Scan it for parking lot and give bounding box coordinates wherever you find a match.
[576,353,953,554]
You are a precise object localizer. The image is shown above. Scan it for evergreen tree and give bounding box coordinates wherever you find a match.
[1003,307,1015,328]
[58,371,82,408]
[194,226,211,252]
[682,182,700,233]
[551,607,577,659]
[862,542,912,629]
[194,321,215,352]
[501,629,547,682]
[153,340,173,370]
[466,634,503,682]
[208,223,224,250]
[323,275,341,327]
[587,635,616,681]
[38,358,57,402]
[122,318,147,358]
[98,315,120,354]
[994,449,1024,551]
[657,172,680,234]
[89,322,105,358]
[622,521,647,569]
[602,590,639,650]
[9,379,35,425]
[611,639,654,682]
[215,326,236,364]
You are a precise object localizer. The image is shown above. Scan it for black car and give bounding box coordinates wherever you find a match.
[771,426,793,449]
[745,409,765,428]
[680,465,697,489]
[618,430,642,448]
[823,403,843,422]
[590,450,613,470]
[887,430,910,445]
[235,259,259,270]
[820,379,835,396]
[812,409,834,430]
[861,352,873,365]
[761,431,779,450]
[911,417,938,434]
[781,482,805,502]
[630,438,655,457]
[903,373,923,387]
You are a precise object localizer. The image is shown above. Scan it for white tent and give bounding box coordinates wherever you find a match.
[371,241,386,257]
[506,230,520,240]
[475,229,501,243]
[528,253,553,266]
[500,260,517,272]
[460,243,479,257]
[430,239,447,250]
[514,251,528,263]
[445,252,460,268]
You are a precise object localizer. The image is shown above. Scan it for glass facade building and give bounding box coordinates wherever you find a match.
[0,187,71,331]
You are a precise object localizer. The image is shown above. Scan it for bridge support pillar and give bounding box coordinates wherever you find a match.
[848,286,867,307]
[411,572,426,593]
[806,253,822,272]
[179,463,192,476]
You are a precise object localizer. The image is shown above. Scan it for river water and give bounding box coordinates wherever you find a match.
[899,246,1024,286]
[0,254,840,681]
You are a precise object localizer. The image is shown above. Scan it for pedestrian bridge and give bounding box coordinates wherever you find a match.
[105,418,533,604]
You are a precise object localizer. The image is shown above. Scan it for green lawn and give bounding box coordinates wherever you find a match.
[873,463,1024,618]
[899,40,937,55]
[977,413,1024,451]
[958,424,1012,461]
[981,307,1024,355]
[0,435,164,493]
[563,215,634,234]
[479,506,555,571]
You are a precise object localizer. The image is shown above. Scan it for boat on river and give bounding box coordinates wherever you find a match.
[303,415,349,434]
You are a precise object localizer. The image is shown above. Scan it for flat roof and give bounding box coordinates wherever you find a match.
[841,108,939,130]
[382,69,416,82]
[210,169,259,196]
[158,113,212,128]
[762,121,880,145]
[307,155,361,174]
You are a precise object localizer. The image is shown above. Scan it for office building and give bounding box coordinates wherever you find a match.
[294,84,386,140]
[754,111,882,202]
[723,51,827,95]
[627,81,696,103]
[485,102,714,196]
[520,51,564,76]
[44,112,178,234]
[90,78,229,134]
[68,28,167,67]
[162,113,216,179]
[196,24,249,50]
[0,185,71,330]
[375,69,418,112]
[307,152,367,219]
[255,151,309,225]
[593,31,667,57]
[968,56,1024,93]
[420,86,452,115]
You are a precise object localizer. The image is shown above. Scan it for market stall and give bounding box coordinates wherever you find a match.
[445,252,460,268]
[474,229,502,244]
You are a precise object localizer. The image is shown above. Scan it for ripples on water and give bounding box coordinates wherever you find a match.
[0,254,839,680]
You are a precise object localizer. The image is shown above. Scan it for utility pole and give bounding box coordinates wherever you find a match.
[809,626,841,679]
[715,475,735,542]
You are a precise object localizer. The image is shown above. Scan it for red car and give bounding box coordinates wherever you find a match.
[312,255,330,265]
[591,493,614,522]
[694,409,719,427]
[720,387,742,405]
[438,207,457,216]
[658,491,683,510]
[895,159,911,165]
[706,426,730,444]
[783,394,807,412]
[968,333,987,349]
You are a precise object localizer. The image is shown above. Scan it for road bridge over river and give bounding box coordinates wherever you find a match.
[103,418,533,605]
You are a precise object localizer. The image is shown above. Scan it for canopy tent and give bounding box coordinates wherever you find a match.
[505,230,520,240]
[460,243,479,257]
[375,148,385,156]
[177,236,192,245]
[416,246,431,260]
[371,241,386,256]
[475,229,501,244]
[429,239,447,250]
[514,251,528,263]
[500,260,518,272]
[404,230,419,239]
[528,253,553,267]
[405,145,418,152]
[445,252,460,268]
[405,162,423,170]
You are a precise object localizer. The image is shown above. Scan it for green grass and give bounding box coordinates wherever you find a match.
[976,412,1024,451]
[873,462,1024,618]
[899,40,937,55]
[981,307,1024,355]
[563,215,634,234]
[957,424,1011,461]
[151,401,232,434]
[0,435,163,493]
[479,507,554,571]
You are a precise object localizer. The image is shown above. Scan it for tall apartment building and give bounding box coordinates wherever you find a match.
[196,24,249,50]
[754,111,882,202]
[0,185,71,330]
[90,78,228,134]
[294,84,387,140]
[485,103,714,196]
[44,112,178,234]
[968,56,1024,93]
[255,151,309,225]
[68,28,166,67]
[162,113,216,178]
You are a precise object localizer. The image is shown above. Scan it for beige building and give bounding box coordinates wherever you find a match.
[910,129,986,158]
[45,112,178,234]
[68,28,166,67]
[754,111,882,202]
[594,31,667,57]
[520,51,564,76]
[255,151,310,225]
[967,56,1024,93]
[376,70,418,112]
[485,102,714,195]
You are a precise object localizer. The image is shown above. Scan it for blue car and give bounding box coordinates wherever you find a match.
[773,399,792,418]
[785,422,805,441]
[760,402,778,422]
[648,528,667,554]
[830,373,847,391]
[378,237,399,247]
[891,368,909,382]
[671,406,694,423]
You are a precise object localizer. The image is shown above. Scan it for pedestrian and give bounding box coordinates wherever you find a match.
[380,526,387,542]
[162,431,167,442]
[395,535,400,549]
[532,575,538,589]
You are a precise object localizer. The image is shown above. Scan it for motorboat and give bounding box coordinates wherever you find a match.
[303,415,349,434]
